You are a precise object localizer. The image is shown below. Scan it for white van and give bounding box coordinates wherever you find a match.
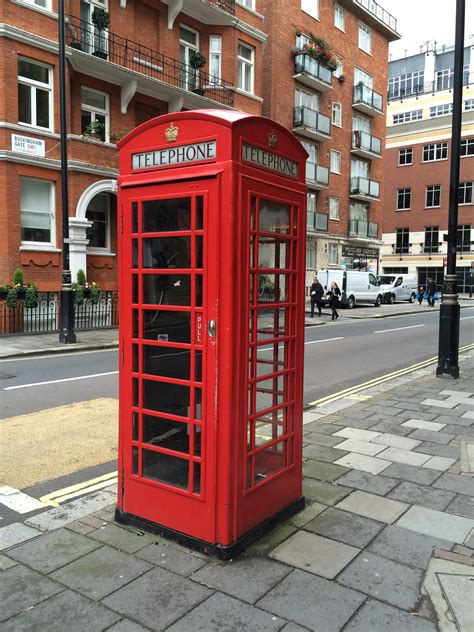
[377,274,418,304]
[317,269,383,308]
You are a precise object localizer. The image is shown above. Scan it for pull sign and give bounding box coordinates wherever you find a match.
[196,314,203,344]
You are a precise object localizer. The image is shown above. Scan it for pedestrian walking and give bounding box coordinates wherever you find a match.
[328,281,341,321]
[427,277,436,307]
[310,276,324,317]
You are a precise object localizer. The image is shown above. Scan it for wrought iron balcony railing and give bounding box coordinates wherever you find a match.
[352,130,382,155]
[388,71,474,101]
[293,106,331,136]
[294,53,333,89]
[204,0,235,14]
[353,84,383,113]
[350,176,380,199]
[66,16,235,107]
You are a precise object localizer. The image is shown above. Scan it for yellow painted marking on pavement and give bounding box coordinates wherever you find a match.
[39,471,117,506]
[51,478,118,505]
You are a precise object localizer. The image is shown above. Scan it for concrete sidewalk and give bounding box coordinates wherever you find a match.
[1,353,473,630]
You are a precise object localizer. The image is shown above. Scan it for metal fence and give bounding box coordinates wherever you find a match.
[0,292,118,335]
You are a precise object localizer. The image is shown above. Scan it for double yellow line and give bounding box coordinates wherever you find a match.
[308,343,474,408]
[40,471,117,508]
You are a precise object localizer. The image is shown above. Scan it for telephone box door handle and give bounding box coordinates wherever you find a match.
[208,320,216,338]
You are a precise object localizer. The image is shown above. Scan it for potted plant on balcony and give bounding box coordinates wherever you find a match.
[72,269,100,305]
[84,120,105,141]
[189,50,206,96]
[1,269,38,308]
[91,7,109,60]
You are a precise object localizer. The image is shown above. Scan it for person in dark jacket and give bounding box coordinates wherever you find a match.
[328,282,341,320]
[427,277,436,306]
[417,285,424,305]
[310,276,324,317]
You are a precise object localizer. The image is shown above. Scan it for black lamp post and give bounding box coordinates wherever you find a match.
[436,0,465,378]
[58,0,76,343]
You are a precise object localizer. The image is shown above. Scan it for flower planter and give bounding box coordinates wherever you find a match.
[92,50,108,60]
[70,41,83,51]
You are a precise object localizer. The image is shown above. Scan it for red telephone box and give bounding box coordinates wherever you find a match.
[115,110,308,558]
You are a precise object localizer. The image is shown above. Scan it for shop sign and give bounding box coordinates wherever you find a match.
[343,246,379,258]
[132,140,216,171]
[11,134,45,157]
[242,143,298,178]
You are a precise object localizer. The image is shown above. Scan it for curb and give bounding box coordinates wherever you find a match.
[0,341,119,360]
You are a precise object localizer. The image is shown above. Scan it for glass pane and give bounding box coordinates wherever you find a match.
[193,462,201,494]
[143,274,191,305]
[256,342,286,377]
[132,275,138,303]
[142,449,189,490]
[257,309,287,340]
[258,274,287,303]
[259,200,291,234]
[132,202,138,232]
[258,238,289,269]
[195,350,203,382]
[195,388,202,420]
[196,196,203,230]
[255,409,285,446]
[132,447,139,475]
[18,83,32,124]
[143,379,190,417]
[133,378,139,406]
[132,412,139,441]
[196,236,203,269]
[132,239,138,268]
[143,414,190,454]
[254,441,286,483]
[132,310,139,338]
[18,60,49,83]
[196,275,203,307]
[143,345,190,381]
[143,237,191,269]
[255,375,286,413]
[143,198,191,232]
[81,87,106,109]
[132,344,139,372]
[36,88,49,128]
[142,310,190,343]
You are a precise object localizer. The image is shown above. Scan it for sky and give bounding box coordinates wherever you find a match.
[380,0,474,59]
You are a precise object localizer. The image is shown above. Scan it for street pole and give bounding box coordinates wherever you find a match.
[436,0,465,378]
[58,0,76,343]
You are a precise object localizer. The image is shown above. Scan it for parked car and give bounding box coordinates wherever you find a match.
[317,269,383,308]
[377,274,418,304]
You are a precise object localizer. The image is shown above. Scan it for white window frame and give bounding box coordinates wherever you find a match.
[398,148,413,166]
[329,197,340,220]
[19,0,52,10]
[301,0,319,20]
[81,86,110,142]
[237,41,255,94]
[430,104,453,118]
[307,191,318,232]
[397,188,411,210]
[20,177,55,248]
[209,35,222,85]
[334,4,345,31]
[295,87,319,111]
[422,142,448,162]
[333,55,344,79]
[389,71,425,99]
[236,0,255,9]
[330,150,341,174]
[86,193,111,252]
[328,243,339,265]
[18,57,53,132]
[461,138,474,157]
[332,102,342,127]
[459,182,473,205]
[465,99,474,111]
[354,67,373,89]
[358,22,372,55]
[425,185,441,208]
[392,110,423,125]
[436,68,454,91]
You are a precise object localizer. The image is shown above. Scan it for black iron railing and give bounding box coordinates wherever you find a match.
[388,72,474,101]
[204,0,235,14]
[0,291,118,335]
[65,16,235,107]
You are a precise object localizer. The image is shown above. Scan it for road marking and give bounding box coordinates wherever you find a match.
[0,486,47,513]
[3,371,119,391]
[461,316,474,320]
[0,348,118,363]
[306,337,344,345]
[40,471,118,507]
[373,324,426,334]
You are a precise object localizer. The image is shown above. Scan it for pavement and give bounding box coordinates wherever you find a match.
[1,348,474,630]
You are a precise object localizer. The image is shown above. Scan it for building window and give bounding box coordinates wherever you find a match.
[465,99,474,111]
[395,228,409,254]
[430,104,453,118]
[20,177,55,245]
[306,241,317,269]
[86,193,110,250]
[333,55,344,78]
[423,142,448,162]
[329,197,340,220]
[209,36,222,85]
[328,243,338,265]
[388,71,424,99]
[461,139,474,157]
[424,227,439,253]
[81,87,109,142]
[358,23,371,54]
[237,42,254,94]
[397,188,411,210]
[331,102,342,127]
[436,68,454,91]
[334,4,345,30]
[426,185,441,208]
[179,26,199,90]
[20,0,52,8]
[458,182,473,205]
[398,148,413,166]
[307,191,317,231]
[330,150,341,174]
[456,224,471,252]
[354,67,373,89]
[18,58,53,131]
[236,0,254,8]
[301,0,319,19]
[392,110,423,125]
[295,87,319,111]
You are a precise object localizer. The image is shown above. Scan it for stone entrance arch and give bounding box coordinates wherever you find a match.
[70,179,117,282]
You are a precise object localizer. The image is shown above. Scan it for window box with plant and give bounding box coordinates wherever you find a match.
[72,269,100,305]
[83,120,105,141]
[0,269,38,308]
[294,32,338,71]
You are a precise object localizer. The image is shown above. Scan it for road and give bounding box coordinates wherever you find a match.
[1,307,473,417]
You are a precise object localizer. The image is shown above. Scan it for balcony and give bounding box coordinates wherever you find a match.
[336,0,400,41]
[161,0,235,27]
[353,84,384,116]
[351,130,382,159]
[306,162,329,190]
[349,219,379,239]
[293,53,333,92]
[349,176,380,201]
[65,16,235,111]
[293,106,331,142]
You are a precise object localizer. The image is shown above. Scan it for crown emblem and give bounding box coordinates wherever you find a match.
[165,122,178,143]
[268,130,277,149]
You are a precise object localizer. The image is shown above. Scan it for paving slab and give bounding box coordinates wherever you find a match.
[0,523,42,551]
[287,502,327,527]
[336,470,399,496]
[247,524,297,556]
[304,507,384,548]
[303,431,345,447]
[335,490,409,524]
[1,589,120,632]
[302,479,351,506]
[302,459,349,482]
[0,564,63,622]
[136,542,207,576]
[381,463,443,486]
[387,481,455,511]
[444,494,474,520]
[344,599,438,632]
[303,444,347,463]
[407,429,456,445]
[368,422,414,436]
[303,421,344,435]
[377,447,431,467]
[333,438,386,456]
[102,567,212,631]
[257,569,366,632]
[0,555,17,570]
[50,546,152,600]
[107,620,149,632]
[373,433,422,450]
[422,456,457,471]
[333,427,382,441]
[396,506,474,544]
[414,441,460,458]
[269,530,360,579]
[338,551,424,611]
[420,398,458,409]
[280,624,310,632]
[402,419,447,432]
[333,452,392,475]
[191,556,291,604]
[87,523,156,554]
[432,472,474,496]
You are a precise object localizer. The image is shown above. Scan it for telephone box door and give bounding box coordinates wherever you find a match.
[119,179,218,542]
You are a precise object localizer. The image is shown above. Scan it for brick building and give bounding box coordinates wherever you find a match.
[381,38,474,293]
[1,0,398,301]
